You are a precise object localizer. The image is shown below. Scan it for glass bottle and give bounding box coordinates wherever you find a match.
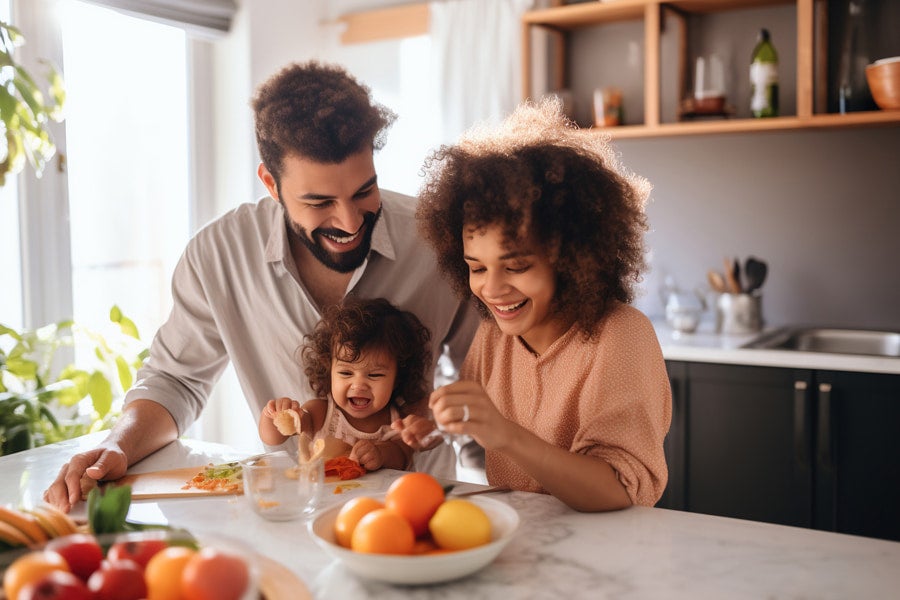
[750,29,779,118]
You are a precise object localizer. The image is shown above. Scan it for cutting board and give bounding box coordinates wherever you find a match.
[111,466,242,500]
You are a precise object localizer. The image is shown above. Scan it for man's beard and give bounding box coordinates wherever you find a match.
[285,207,382,273]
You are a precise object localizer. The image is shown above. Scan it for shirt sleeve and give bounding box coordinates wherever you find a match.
[123,239,230,434]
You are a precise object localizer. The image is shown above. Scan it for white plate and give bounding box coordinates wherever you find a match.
[308,495,519,585]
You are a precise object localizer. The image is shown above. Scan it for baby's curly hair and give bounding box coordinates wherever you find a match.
[251,60,397,183]
[301,298,432,413]
[417,98,651,339]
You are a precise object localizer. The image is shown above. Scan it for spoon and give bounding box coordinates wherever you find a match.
[707,270,727,293]
[744,257,768,293]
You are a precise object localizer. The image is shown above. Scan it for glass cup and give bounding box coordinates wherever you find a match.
[241,450,324,521]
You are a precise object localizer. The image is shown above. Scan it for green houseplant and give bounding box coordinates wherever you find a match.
[0,306,148,456]
[0,19,65,186]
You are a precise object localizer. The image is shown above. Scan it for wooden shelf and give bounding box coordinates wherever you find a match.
[522,0,900,138]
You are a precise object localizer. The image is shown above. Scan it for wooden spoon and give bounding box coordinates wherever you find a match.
[707,270,727,293]
[723,257,742,294]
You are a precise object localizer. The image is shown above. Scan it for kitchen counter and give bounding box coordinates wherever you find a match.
[652,318,900,375]
[3,433,900,598]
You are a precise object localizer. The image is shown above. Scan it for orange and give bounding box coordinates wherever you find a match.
[384,472,445,537]
[3,550,70,600]
[334,496,384,548]
[181,547,250,600]
[350,509,415,555]
[144,545,196,600]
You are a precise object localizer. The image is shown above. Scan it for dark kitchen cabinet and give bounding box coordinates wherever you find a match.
[658,361,900,542]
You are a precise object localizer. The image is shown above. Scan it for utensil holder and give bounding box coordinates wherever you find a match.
[716,293,763,335]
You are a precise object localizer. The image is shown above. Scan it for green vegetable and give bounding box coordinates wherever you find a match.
[86,485,194,547]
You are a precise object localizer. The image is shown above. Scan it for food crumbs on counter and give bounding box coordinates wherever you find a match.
[333,482,363,494]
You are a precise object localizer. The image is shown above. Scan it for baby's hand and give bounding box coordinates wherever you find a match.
[262,397,300,420]
[350,440,382,471]
[391,415,441,451]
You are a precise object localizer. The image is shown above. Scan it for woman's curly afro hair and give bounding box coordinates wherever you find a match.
[301,297,432,413]
[416,98,652,339]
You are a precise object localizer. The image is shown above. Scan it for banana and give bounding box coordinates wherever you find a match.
[24,507,60,538]
[35,504,79,536]
[0,518,32,547]
[0,505,49,545]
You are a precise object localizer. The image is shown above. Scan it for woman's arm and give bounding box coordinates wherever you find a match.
[431,381,632,512]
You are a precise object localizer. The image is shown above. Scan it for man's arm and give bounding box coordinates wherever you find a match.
[43,399,178,511]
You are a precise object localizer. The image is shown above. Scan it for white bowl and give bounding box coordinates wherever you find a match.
[308,495,519,584]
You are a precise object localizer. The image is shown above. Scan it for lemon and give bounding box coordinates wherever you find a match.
[428,499,491,551]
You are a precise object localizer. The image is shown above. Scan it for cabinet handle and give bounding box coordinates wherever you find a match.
[817,383,833,468]
[794,380,810,467]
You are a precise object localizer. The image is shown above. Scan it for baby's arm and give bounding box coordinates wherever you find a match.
[391,414,442,451]
[258,397,302,445]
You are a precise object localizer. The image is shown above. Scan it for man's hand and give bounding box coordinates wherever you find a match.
[43,445,128,512]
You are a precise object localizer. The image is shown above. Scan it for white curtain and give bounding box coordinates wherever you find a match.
[429,0,534,143]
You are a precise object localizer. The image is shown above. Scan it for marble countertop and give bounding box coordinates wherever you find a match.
[3,433,900,598]
[652,318,900,375]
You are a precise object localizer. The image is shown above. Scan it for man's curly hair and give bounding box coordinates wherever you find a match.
[416,98,651,339]
[252,60,397,183]
[301,298,432,413]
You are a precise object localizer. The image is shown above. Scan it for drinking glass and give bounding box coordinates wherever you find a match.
[241,451,324,521]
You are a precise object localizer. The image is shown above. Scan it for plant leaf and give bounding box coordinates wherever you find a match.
[87,371,113,417]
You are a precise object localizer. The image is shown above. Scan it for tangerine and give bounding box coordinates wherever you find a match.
[2,550,70,600]
[350,508,415,555]
[384,472,445,537]
[144,545,196,600]
[334,496,384,548]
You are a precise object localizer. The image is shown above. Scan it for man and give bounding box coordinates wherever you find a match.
[44,61,478,511]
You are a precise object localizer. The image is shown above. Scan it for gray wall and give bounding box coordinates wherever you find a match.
[619,126,900,330]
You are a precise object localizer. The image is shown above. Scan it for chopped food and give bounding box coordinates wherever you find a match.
[333,482,363,495]
[324,457,366,481]
[182,462,243,494]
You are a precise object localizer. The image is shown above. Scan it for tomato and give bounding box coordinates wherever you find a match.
[2,550,70,600]
[46,533,104,581]
[144,545,196,600]
[333,496,383,548]
[180,547,250,600]
[350,508,415,555]
[106,537,169,569]
[87,559,147,600]
[384,472,445,537]
[17,570,92,600]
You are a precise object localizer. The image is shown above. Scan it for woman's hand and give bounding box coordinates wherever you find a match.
[429,380,510,451]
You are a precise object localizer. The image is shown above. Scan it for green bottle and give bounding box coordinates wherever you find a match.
[750,28,778,117]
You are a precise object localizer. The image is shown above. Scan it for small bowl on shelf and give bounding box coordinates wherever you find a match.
[865,56,900,110]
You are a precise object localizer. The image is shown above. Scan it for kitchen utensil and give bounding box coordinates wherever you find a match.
[716,292,763,334]
[744,257,768,293]
[451,485,512,498]
[108,466,243,500]
[707,270,727,293]
[723,257,742,293]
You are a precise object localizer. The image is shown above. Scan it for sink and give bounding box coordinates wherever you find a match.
[743,327,900,358]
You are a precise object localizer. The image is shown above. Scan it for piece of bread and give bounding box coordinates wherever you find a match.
[273,408,302,436]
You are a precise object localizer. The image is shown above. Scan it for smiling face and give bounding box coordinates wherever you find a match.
[463,224,570,355]
[330,345,398,424]
[258,150,382,273]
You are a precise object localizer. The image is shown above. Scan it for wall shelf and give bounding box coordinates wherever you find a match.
[522,0,900,139]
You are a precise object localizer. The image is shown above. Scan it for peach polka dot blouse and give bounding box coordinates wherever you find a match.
[461,302,672,506]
